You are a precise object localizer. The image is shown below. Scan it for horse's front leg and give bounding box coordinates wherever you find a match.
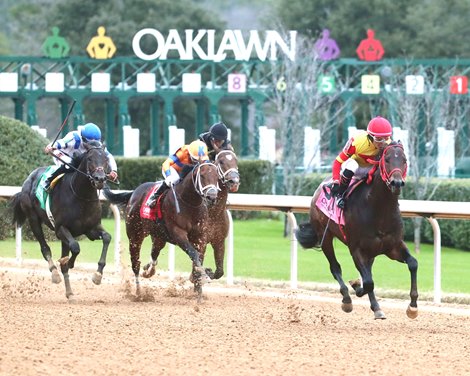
[350,256,385,319]
[58,240,74,300]
[210,238,226,280]
[86,225,112,285]
[398,243,419,319]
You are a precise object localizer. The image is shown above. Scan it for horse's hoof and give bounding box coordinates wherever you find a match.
[92,272,102,285]
[66,293,76,303]
[406,305,418,319]
[51,269,61,284]
[142,268,155,279]
[374,310,386,320]
[341,303,353,313]
[58,256,70,266]
[349,279,361,290]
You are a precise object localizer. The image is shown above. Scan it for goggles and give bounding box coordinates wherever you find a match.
[372,136,390,143]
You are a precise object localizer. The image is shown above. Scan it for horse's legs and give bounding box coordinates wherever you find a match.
[27,216,61,284]
[142,235,165,278]
[349,256,385,319]
[59,240,74,299]
[55,226,80,269]
[388,242,419,319]
[321,233,352,313]
[211,239,225,279]
[128,231,145,295]
[86,225,112,285]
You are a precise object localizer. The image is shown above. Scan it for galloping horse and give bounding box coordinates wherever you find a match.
[204,149,240,280]
[296,142,418,319]
[10,141,112,300]
[103,162,219,302]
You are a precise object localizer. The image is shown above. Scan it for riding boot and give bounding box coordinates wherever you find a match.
[146,182,168,208]
[336,169,354,209]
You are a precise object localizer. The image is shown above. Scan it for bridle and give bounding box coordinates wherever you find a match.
[215,150,239,184]
[367,143,407,188]
[192,162,219,197]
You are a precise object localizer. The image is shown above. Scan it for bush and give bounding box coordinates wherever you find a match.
[0,116,52,240]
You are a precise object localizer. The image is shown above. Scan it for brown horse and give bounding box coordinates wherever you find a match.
[9,141,112,300]
[205,149,240,280]
[296,142,418,319]
[103,162,219,302]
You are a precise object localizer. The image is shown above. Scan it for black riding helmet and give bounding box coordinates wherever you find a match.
[209,122,228,141]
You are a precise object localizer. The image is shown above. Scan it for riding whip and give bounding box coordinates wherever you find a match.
[50,100,76,147]
[171,185,181,214]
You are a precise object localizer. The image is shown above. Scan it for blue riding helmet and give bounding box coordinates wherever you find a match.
[82,123,102,141]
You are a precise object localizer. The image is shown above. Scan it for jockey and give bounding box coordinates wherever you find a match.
[43,123,118,192]
[146,139,209,208]
[198,122,233,161]
[331,116,393,208]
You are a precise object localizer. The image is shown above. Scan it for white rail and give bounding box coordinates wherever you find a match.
[2,186,470,303]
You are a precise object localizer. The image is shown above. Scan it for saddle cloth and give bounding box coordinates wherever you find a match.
[140,182,164,221]
[35,165,61,209]
[315,177,363,226]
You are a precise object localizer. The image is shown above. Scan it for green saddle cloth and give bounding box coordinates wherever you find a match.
[35,165,59,210]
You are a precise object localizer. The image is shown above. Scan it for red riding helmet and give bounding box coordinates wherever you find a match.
[367,116,392,137]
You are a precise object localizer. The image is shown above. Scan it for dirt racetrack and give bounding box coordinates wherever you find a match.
[1,260,470,376]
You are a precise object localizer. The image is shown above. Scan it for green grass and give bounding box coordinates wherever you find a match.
[1,218,470,297]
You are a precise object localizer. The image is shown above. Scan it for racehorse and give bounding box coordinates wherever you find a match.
[204,149,240,280]
[10,141,112,300]
[295,141,418,319]
[102,162,219,302]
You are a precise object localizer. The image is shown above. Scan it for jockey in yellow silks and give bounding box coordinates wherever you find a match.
[331,116,393,208]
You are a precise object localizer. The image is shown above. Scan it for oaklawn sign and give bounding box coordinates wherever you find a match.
[132,29,297,62]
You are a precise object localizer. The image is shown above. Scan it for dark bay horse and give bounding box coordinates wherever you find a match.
[296,142,418,319]
[204,149,240,280]
[10,141,112,300]
[103,162,219,302]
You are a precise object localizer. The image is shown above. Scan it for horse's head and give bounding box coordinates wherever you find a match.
[192,162,219,205]
[82,141,109,190]
[215,149,240,192]
[378,141,407,194]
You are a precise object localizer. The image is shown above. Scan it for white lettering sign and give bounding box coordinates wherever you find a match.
[132,29,297,62]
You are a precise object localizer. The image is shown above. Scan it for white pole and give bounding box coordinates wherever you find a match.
[226,210,234,285]
[109,204,121,273]
[427,217,442,303]
[287,211,298,289]
[168,244,175,279]
[15,225,22,265]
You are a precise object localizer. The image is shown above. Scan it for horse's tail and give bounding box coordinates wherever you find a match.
[295,222,319,249]
[9,193,27,227]
[102,186,133,207]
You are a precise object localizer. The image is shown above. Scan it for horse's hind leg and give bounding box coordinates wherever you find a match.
[86,225,112,285]
[56,226,80,299]
[142,235,165,278]
[128,231,145,295]
[322,233,353,313]
[28,217,61,284]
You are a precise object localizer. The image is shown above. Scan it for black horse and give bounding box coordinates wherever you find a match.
[296,142,418,319]
[10,141,112,300]
[205,149,240,280]
[103,162,219,302]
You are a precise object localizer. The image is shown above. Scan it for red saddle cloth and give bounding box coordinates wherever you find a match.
[140,183,164,221]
